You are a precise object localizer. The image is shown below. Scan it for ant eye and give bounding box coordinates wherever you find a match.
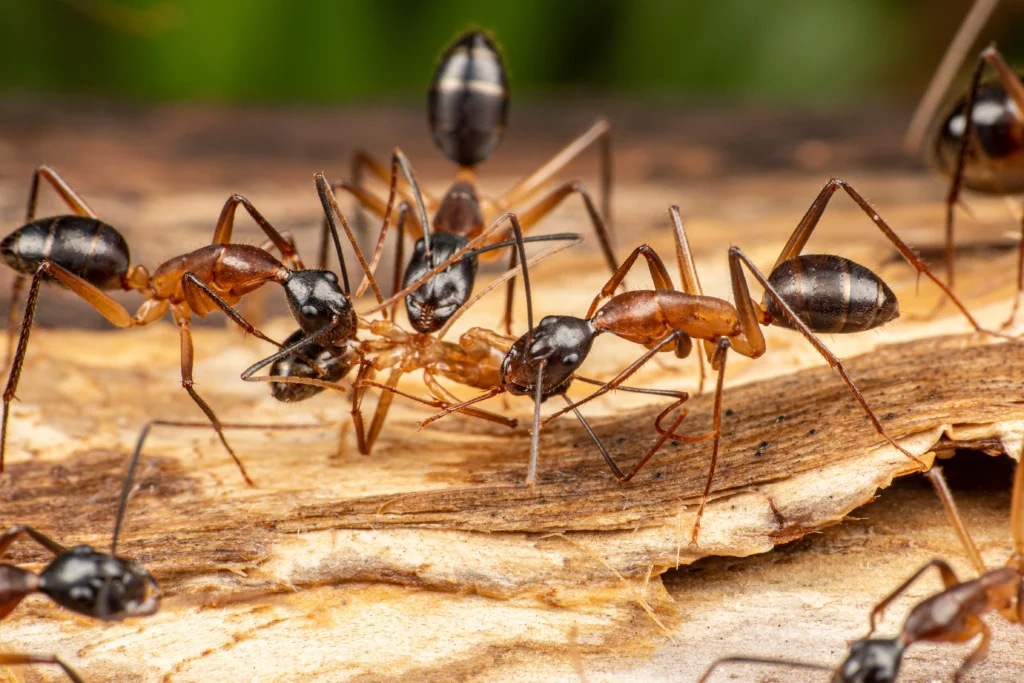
[302,305,319,317]
[325,272,337,283]
[562,353,579,367]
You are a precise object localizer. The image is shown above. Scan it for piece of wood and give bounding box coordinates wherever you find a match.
[0,104,1022,682]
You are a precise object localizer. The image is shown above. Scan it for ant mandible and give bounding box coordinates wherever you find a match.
[321,30,617,335]
[905,0,1024,326]
[0,166,383,484]
[697,461,1023,683]
[414,178,994,544]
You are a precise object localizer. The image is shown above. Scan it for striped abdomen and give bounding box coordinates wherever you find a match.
[764,255,898,333]
[428,31,509,167]
[1,216,130,289]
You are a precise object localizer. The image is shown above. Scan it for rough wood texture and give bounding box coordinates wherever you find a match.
[0,103,1022,682]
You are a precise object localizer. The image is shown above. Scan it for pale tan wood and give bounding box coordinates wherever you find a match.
[0,106,1023,681]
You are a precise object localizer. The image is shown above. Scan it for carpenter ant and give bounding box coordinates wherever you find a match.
[905,0,1024,326]
[0,166,382,484]
[411,179,994,543]
[322,30,617,335]
[250,211,581,455]
[698,462,1023,682]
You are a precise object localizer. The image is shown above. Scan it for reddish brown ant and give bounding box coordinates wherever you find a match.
[905,0,1024,326]
[0,166,383,484]
[697,461,1023,683]
[324,30,617,335]
[403,178,993,543]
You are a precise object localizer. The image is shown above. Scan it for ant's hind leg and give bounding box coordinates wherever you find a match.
[953,621,991,683]
[25,166,97,221]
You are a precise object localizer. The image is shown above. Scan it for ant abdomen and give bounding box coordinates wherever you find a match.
[1,216,130,289]
[934,79,1024,193]
[428,31,509,168]
[765,255,899,334]
[269,330,354,403]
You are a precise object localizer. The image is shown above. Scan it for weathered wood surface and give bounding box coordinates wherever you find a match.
[0,103,1022,682]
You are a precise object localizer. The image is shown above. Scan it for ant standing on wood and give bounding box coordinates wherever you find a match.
[400,178,998,544]
[324,30,617,335]
[0,167,384,485]
[698,460,1023,682]
[906,0,1024,326]
[0,434,161,682]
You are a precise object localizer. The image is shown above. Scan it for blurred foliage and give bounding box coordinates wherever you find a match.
[1,0,1023,103]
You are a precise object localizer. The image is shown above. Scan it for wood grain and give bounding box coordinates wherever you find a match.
[0,104,1022,682]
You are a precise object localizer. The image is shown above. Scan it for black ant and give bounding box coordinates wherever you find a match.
[905,0,1024,327]
[0,167,384,484]
[322,30,617,335]
[0,421,165,682]
[697,461,1023,683]
[249,210,582,454]
[402,178,994,544]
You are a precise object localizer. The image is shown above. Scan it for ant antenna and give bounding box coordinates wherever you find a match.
[696,656,833,683]
[503,212,535,340]
[112,421,155,555]
[391,150,433,259]
[904,0,1000,154]
[315,174,352,295]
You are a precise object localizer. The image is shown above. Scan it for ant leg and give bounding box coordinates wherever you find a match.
[729,247,929,469]
[423,370,517,427]
[210,195,304,269]
[25,166,97,221]
[559,392,626,482]
[2,261,136,472]
[927,466,987,575]
[357,376,516,428]
[174,313,253,487]
[782,178,992,333]
[1011,455,1024,558]
[495,119,612,236]
[418,386,507,428]
[953,621,991,683]
[585,243,674,319]
[668,206,708,390]
[670,339,727,545]
[944,45,1024,293]
[1001,206,1024,330]
[0,653,84,683]
[541,331,684,425]
[866,558,960,637]
[315,172,387,306]
[318,180,392,270]
[0,525,67,557]
[695,656,833,683]
[363,368,402,454]
[512,180,617,275]
[387,203,411,318]
[180,273,282,349]
[4,275,26,371]
[348,149,437,250]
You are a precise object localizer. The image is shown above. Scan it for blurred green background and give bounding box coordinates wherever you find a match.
[0,0,1022,103]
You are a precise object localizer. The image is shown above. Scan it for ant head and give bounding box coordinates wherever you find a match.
[502,316,596,398]
[428,31,509,167]
[39,545,161,620]
[283,270,356,346]
[833,639,904,683]
[269,330,355,402]
[403,233,478,334]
